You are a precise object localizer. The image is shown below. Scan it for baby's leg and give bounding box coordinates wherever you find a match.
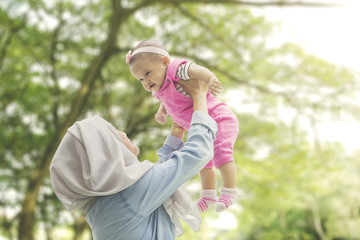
[219,161,236,188]
[200,167,216,189]
[197,166,217,213]
[211,110,239,212]
[216,162,238,212]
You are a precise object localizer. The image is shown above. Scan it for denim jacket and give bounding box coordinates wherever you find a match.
[85,111,218,240]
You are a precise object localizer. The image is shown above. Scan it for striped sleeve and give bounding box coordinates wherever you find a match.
[175,83,191,97]
[176,62,192,80]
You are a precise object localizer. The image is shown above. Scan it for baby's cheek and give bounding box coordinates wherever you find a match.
[141,84,149,91]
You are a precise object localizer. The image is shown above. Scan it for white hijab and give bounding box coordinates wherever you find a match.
[50,116,200,236]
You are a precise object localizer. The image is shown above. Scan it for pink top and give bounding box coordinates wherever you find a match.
[153,59,226,130]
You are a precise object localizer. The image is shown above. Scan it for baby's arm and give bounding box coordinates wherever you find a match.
[188,63,223,96]
[155,101,168,124]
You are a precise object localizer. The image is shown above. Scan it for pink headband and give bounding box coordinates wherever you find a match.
[125,46,169,64]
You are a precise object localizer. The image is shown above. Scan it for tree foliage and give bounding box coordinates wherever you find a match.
[0,0,359,239]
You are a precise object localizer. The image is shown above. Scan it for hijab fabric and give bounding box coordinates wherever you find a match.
[50,116,200,236]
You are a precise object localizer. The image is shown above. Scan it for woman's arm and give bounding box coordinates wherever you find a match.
[170,122,186,140]
[123,79,216,216]
[156,122,186,164]
[123,111,217,216]
[156,74,211,164]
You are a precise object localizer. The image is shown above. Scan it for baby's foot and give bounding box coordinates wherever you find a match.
[197,189,217,213]
[215,187,238,212]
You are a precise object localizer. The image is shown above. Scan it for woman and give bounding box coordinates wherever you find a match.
[50,76,218,239]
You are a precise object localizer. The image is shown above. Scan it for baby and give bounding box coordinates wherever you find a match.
[126,40,239,213]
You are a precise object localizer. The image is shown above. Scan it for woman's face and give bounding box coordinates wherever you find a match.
[118,131,140,156]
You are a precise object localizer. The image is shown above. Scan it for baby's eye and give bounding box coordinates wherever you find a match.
[139,78,143,82]
[145,71,151,76]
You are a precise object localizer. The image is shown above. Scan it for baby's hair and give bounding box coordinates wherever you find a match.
[129,40,168,65]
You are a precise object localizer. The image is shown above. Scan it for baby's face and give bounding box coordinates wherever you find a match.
[130,56,169,93]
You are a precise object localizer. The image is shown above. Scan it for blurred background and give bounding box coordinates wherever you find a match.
[1,0,359,239]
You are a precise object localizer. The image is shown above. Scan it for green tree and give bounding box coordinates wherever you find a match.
[0,0,359,239]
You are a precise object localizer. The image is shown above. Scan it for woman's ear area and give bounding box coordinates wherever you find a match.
[162,56,170,65]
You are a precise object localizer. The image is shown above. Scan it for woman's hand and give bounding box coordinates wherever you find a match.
[179,78,209,114]
[179,77,210,98]
[183,63,222,96]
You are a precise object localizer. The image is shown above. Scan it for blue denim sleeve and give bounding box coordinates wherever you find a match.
[157,134,185,164]
[122,111,218,216]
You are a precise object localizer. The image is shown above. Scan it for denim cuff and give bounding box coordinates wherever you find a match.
[190,111,218,140]
[164,134,185,150]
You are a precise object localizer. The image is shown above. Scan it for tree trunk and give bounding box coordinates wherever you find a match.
[312,207,328,240]
[72,215,90,240]
[17,2,126,239]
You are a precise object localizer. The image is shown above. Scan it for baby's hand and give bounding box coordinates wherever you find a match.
[155,102,168,124]
[155,111,167,124]
[208,77,223,96]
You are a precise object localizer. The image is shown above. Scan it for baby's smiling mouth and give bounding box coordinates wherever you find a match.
[149,83,156,89]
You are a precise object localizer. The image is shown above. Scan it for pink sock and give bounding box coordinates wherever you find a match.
[197,189,217,213]
[216,187,238,212]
